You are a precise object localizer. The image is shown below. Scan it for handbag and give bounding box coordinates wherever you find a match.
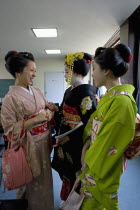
[61,178,85,210]
[2,140,32,190]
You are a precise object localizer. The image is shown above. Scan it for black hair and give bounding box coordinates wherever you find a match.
[73,53,92,77]
[5,51,35,78]
[94,43,132,77]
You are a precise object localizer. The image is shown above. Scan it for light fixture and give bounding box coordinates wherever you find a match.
[45,50,61,54]
[32,28,57,37]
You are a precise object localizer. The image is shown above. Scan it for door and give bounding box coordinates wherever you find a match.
[44,72,65,105]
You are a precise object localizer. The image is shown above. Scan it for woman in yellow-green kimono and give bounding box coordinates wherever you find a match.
[79,44,137,210]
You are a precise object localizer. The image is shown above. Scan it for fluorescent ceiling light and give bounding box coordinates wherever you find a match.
[45,50,61,54]
[32,28,57,37]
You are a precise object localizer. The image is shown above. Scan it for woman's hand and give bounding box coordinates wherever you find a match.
[47,102,59,112]
[56,136,70,145]
[94,94,100,103]
[45,109,53,121]
[25,110,53,131]
[34,110,51,124]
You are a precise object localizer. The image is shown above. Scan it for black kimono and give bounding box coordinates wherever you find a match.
[52,84,97,200]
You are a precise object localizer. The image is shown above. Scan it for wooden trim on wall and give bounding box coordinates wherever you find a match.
[104,28,120,48]
[121,6,140,98]
[103,6,140,98]
[94,6,140,97]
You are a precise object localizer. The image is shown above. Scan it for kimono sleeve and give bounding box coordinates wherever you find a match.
[85,95,137,179]
[78,89,97,125]
[1,96,25,148]
[33,86,49,107]
[68,90,97,142]
[54,87,71,132]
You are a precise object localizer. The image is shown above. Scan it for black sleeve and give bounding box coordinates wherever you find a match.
[77,89,97,125]
[68,89,97,141]
[54,86,71,135]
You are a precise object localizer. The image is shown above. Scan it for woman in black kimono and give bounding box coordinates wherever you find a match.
[52,52,97,201]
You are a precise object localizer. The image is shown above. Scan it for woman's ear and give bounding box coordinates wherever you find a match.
[15,72,21,78]
[104,69,111,76]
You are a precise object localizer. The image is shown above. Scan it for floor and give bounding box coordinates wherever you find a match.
[0,134,140,210]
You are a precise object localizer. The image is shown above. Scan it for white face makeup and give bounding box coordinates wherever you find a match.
[64,65,69,82]
[71,73,84,86]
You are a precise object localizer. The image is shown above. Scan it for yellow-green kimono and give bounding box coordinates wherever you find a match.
[79,84,137,210]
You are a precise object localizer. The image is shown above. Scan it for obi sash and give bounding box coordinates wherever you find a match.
[24,112,49,136]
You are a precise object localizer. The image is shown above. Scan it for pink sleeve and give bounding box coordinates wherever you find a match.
[1,96,25,149]
[33,86,49,107]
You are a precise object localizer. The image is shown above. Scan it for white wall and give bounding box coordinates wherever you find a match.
[34,57,64,94]
[0,60,14,79]
[0,57,65,94]
[0,57,90,95]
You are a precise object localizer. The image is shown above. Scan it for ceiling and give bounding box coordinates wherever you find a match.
[0,0,139,59]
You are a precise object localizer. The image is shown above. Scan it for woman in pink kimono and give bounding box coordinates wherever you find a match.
[1,51,57,210]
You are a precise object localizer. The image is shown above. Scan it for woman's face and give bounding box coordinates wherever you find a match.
[16,60,36,85]
[71,73,77,85]
[92,61,106,87]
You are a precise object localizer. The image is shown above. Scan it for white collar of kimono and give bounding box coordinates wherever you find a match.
[71,74,86,87]
[19,86,34,95]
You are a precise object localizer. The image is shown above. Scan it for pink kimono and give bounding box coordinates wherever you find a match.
[1,86,54,210]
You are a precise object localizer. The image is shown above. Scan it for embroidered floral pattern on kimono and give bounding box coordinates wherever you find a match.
[110,191,118,200]
[83,189,94,199]
[83,174,96,187]
[108,146,117,156]
[57,147,64,160]
[66,152,73,164]
[81,96,93,114]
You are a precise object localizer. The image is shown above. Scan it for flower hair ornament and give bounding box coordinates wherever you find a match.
[65,52,84,85]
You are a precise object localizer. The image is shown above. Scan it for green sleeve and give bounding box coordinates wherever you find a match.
[85,96,136,179]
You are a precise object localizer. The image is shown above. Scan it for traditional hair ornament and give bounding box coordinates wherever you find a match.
[87,60,92,63]
[65,52,84,85]
[13,51,18,54]
[127,54,133,63]
[114,44,133,63]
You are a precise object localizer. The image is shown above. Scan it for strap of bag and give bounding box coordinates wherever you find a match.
[7,121,24,150]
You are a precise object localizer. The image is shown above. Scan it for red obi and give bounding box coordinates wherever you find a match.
[25,113,49,136]
[62,104,81,128]
[63,104,78,115]
[30,122,49,136]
